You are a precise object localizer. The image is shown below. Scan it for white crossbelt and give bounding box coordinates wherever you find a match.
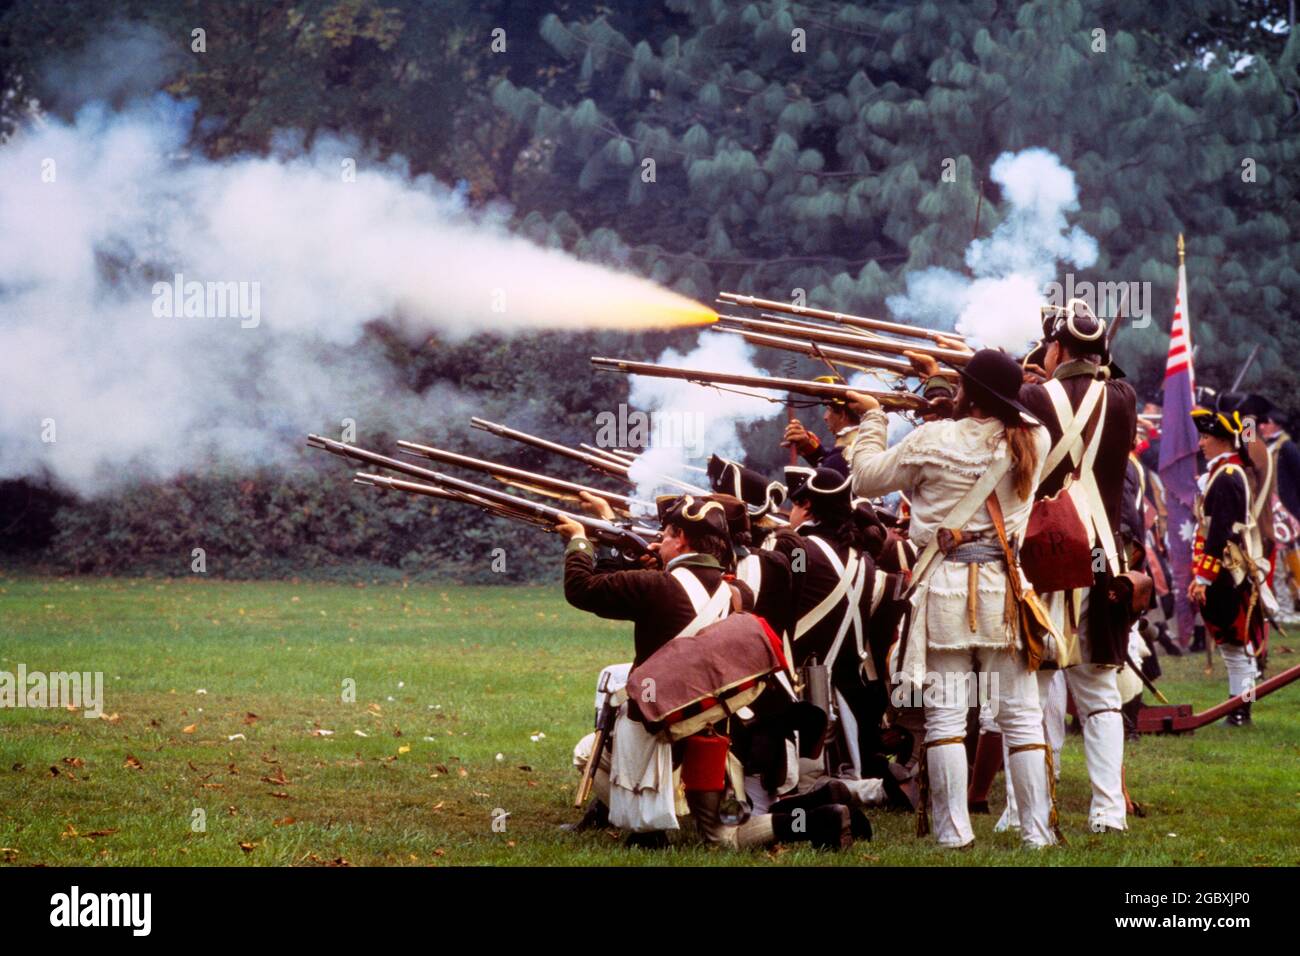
[1043,378,1119,576]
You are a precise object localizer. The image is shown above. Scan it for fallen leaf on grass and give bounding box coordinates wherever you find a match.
[238,842,259,853]
[227,734,246,742]
[397,745,410,755]
[62,757,85,768]
[0,848,17,863]
[201,783,224,790]
[435,763,449,775]
[272,817,296,827]
[182,724,197,734]
[98,713,121,724]
[123,755,144,771]
[243,713,259,726]
[458,768,468,778]
[82,829,118,839]
[353,730,369,738]
[430,801,445,811]
[260,768,291,786]
[269,791,291,799]
[49,766,60,777]
[310,729,334,737]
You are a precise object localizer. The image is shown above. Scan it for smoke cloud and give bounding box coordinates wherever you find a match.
[0,91,705,492]
[888,147,1098,353]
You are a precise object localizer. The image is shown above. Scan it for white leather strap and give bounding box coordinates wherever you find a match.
[669,567,730,637]
[1041,378,1105,478]
[803,537,868,675]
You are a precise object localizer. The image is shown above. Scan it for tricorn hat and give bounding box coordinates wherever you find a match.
[707,454,787,518]
[957,349,1040,427]
[656,494,730,538]
[785,465,851,504]
[706,494,752,540]
[1041,298,1107,356]
[1191,400,1245,446]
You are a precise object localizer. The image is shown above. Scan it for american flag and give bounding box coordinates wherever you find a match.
[1158,235,1199,648]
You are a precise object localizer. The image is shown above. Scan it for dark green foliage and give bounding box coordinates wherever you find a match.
[43,457,559,583]
[1,0,1297,578]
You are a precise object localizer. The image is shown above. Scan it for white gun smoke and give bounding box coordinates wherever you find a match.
[1,83,706,492]
[889,147,1099,353]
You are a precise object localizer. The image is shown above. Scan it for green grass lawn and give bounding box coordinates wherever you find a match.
[0,574,1297,867]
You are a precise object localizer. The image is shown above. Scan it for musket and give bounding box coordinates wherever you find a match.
[719,291,970,346]
[711,325,915,376]
[590,357,933,413]
[574,670,618,808]
[468,418,636,485]
[352,472,659,560]
[308,434,656,543]
[1230,343,1261,392]
[578,443,709,476]
[471,418,709,495]
[715,315,972,368]
[395,440,649,517]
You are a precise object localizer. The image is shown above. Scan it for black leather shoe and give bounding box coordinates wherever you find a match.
[560,800,609,833]
[624,830,669,849]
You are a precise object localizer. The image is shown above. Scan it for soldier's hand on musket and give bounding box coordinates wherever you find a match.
[576,490,616,521]
[555,515,587,541]
[1187,580,1207,606]
[1022,363,1048,384]
[902,349,942,379]
[934,334,973,355]
[844,390,880,417]
[782,419,820,455]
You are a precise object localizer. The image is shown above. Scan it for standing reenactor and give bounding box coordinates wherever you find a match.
[1015,300,1138,834]
[1189,405,1268,725]
[846,349,1059,849]
[782,377,864,476]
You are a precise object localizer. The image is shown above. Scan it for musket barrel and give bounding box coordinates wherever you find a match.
[716,315,971,367]
[395,441,649,515]
[471,418,709,496]
[589,357,931,413]
[469,418,636,483]
[711,325,914,375]
[719,291,968,345]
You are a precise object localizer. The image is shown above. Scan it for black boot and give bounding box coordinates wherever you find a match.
[624,830,669,849]
[769,780,874,840]
[1155,627,1182,657]
[773,804,853,851]
[561,799,609,833]
[1190,626,1206,653]
[1121,698,1143,742]
[1238,702,1253,726]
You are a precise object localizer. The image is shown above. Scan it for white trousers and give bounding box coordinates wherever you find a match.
[1001,591,1127,833]
[1219,643,1258,699]
[924,647,1056,849]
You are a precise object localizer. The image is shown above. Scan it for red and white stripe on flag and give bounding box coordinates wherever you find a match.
[1165,261,1195,386]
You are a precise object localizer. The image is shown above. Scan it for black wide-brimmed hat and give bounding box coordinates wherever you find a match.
[957,349,1040,427]
[707,454,787,518]
[655,494,730,538]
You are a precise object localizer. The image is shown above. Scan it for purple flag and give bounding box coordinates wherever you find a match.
[1158,257,1198,648]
